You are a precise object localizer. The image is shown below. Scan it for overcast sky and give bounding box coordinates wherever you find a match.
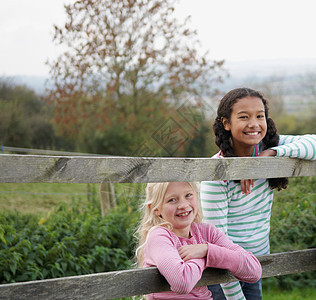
[1,0,316,76]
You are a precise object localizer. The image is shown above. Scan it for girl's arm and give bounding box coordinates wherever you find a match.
[144,227,206,294]
[249,134,315,192]
[205,224,262,283]
[178,224,262,283]
[271,134,316,160]
[177,223,261,300]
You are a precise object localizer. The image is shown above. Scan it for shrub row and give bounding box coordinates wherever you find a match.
[263,176,316,290]
[0,198,139,283]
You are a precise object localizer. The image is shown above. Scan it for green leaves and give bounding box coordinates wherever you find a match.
[0,198,138,283]
[264,176,316,290]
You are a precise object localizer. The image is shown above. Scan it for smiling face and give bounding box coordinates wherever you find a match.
[222,96,267,156]
[154,182,199,238]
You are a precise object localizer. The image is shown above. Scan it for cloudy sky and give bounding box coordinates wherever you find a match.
[1,0,316,76]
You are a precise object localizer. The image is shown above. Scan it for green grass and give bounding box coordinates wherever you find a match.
[263,287,316,299]
[0,182,145,216]
[0,183,98,215]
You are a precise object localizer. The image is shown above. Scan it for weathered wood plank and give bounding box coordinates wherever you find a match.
[0,154,315,183]
[0,249,315,300]
[259,248,316,277]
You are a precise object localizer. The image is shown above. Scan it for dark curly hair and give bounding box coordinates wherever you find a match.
[213,87,288,191]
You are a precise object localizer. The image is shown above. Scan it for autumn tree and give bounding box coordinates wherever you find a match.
[47,0,224,155]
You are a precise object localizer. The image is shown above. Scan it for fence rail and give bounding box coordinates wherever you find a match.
[1,154,315,183]
[0,249,315,300]
[0,154,315,299]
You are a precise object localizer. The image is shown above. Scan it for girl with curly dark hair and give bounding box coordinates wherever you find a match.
[200,87,316,300]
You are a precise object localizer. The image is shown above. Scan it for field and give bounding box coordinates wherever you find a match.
[0,183,95,215]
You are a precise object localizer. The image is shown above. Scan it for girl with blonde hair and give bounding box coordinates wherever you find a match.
[135,182,262,299]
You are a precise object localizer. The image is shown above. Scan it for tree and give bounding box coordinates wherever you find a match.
[0,78,57,149]
[47,0,224,155]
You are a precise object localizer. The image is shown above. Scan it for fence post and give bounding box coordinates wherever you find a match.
[99,182,116,216]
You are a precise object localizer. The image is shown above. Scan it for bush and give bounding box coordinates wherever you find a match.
[263,176,316,291]
[0,195,139,283]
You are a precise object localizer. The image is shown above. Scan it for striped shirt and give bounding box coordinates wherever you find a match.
[200,134,316,299]
[143,223,262,299]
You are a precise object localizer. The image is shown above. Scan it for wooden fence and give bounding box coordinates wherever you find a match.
[0,154,315,299]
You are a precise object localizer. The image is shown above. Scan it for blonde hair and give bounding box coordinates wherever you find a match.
[134,182,203,267]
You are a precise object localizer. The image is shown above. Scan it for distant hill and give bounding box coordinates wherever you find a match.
[213,58,316,114]
[12,75,51,94]
[10,58,316,93]
[217,58,316,91]
[226,58,316,78]
[9,58,316,114]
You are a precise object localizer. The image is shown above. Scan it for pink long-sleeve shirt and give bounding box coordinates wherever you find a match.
[143,222,262,299]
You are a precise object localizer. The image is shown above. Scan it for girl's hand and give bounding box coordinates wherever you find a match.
[258,149,277,157]
[240,149,277,195]
[178,244,208,261]
[241,179,254,195]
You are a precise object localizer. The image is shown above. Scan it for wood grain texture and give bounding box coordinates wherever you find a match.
[0,154,315,183]
[0,249,315,300]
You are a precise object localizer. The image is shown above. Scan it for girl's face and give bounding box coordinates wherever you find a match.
[223,96,267,156]
[154,182,198,238]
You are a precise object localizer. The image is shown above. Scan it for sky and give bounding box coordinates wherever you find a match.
[1,0,316,77]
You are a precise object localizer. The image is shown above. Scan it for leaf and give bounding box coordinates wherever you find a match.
[9,262,17,275]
